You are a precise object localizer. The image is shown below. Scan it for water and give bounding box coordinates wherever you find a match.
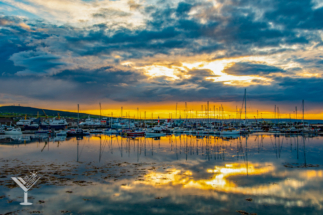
[0,134,323,215]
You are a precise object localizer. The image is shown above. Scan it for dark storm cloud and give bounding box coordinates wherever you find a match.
[1,0,323,104]
[10,50,66,75]
[223,62,285,76]
[57,0,311,60]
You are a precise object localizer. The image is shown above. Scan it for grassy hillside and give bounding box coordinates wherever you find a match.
[0,106,100,118]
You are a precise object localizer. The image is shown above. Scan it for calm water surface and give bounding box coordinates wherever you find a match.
[0,133,323,215]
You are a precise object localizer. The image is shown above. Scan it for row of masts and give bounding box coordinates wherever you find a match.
[74,89,306,122]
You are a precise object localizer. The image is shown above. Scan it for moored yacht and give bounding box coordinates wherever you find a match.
[79,116,101,126]
[16,118,39,130]
[41,118,68,130]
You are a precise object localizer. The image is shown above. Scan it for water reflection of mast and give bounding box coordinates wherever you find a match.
[144,138,146,157]
[176,136,178,160]
[185,135,188,160]
[99,136,102,162]
[223,138,225,160]
[297,135,299,159]
[274,136,277,158]
[77,138,79,162]
[151,138,154,156]
[120,136,123,157]
[41,140,48,153]
[196,138,198,156]
[303,136,306,167]
[202,137,204,155]
[179,135,182,155]
[245,136,248,176]
[128,138,130,157]
[190,135,193,156]
[256,135,259,153]
[110,135,113,155]
[206,136,210,161]
[137,139,140,162]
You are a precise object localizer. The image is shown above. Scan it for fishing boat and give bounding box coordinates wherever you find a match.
[5,128,23,135]
[16,118,39,130]
[40,118,68,130]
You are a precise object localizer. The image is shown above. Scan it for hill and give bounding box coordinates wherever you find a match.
[0,106,100,118]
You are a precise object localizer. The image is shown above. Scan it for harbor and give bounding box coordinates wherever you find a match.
[1,91,321,138]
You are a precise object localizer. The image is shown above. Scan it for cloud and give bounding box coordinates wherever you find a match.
[9,50,66,75]
[0,0,323,107]
[223,62,285,76]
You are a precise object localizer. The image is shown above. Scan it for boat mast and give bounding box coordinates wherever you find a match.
[99,103,101,126]
[207,101,209,126]
[244,88,247,122]
[274,105,276,124]
[77,104,79,128]
[302,100,304,128]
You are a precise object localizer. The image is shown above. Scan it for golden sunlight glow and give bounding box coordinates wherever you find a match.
[122,162,323,205]
[64,105,323,120]
[135,57,273,87]
[142,65,180,80]
[131,163,274,191]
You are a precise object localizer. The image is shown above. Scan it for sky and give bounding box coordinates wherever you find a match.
[0,0,323,119]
